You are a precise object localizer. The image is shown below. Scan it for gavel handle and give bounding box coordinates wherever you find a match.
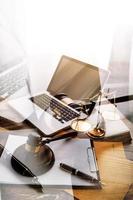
[42,130,78,144]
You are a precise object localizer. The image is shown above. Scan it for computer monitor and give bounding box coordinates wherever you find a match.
[47,55,109,101]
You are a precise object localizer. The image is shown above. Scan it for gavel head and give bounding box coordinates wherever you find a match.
[11,134,55,176]
[25,134,42,153]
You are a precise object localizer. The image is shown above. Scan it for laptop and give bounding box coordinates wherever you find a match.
[0,55,31,121]
[0,23,31,122]
[0,58,29,100]
[0,23,30,102]
[8,55,109,136]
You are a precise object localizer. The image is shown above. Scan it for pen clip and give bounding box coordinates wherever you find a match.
[87,147,98,172]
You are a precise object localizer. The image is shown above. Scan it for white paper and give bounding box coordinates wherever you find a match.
[0,134,97,187]
[0,135,73,186]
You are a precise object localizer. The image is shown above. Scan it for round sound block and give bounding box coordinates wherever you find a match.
[11,144,55,176]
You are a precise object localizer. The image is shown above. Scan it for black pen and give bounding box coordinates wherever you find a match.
[60,163,100,183]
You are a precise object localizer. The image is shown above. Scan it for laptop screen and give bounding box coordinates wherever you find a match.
[47,55,109,101]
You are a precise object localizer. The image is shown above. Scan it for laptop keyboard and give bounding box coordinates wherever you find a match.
[0,65,28,99]
[31,93,80,123]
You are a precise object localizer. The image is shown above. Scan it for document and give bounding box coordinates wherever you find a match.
[0,133,100,187]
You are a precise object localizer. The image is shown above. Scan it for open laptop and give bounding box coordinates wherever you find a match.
[0,23,30,102]
[8,55,109,136]
[0,56,31,122]
[0,23,31,122]
[0,58,29,101]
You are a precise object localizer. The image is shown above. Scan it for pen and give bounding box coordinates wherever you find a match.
[60,163,100,183]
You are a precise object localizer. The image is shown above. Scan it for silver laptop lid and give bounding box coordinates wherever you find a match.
[0,23,29,100]
[47,55,109,102]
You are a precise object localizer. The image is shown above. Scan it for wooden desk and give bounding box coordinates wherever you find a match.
[0,119,133,200]
[73,142,133,200]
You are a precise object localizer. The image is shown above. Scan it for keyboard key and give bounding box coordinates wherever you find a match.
[31,93,80,122]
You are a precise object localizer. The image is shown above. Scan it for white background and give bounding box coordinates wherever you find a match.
[0,0,133,93]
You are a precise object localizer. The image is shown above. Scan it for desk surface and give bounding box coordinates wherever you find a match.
[0,118,133,200]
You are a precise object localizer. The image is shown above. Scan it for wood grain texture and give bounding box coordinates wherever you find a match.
[73,142,133,200]
[123,183,133,200]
